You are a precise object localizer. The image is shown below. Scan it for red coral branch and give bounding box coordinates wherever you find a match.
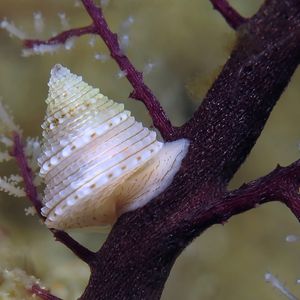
[30,284,62,300]
[10,132,95,265]
[11,133,42,216]
[77,1,300,299]
[51,229,95,264]
[81,0,175,140]
[210,0,247,29]
[22,1,175,141]
[23,24,97,49]
[79,164,300,300]
[218,161,300,224]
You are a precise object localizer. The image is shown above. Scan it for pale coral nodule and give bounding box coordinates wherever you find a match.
[38,64,189,230]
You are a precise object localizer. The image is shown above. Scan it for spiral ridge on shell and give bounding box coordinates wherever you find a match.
[39,64,189,229]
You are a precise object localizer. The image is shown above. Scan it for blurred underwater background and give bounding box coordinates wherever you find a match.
[0,0,300,299]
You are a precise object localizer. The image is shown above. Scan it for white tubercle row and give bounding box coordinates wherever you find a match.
[39,64,190,229]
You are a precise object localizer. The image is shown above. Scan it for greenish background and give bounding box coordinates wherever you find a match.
[0,0,300,299]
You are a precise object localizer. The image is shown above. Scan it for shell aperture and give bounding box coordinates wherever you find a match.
[39,64,189,229]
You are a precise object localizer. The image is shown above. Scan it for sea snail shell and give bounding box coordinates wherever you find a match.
[38,64,189,230]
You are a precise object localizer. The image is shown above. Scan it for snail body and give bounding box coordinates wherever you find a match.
[39,64,189,230]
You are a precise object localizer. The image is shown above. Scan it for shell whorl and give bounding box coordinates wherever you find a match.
[39,64,189,230]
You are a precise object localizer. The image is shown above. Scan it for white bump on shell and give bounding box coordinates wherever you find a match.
[40,65,190,229]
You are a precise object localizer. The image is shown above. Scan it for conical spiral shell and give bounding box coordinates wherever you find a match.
[39,64,189,230]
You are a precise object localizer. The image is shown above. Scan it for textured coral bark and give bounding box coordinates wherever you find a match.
[79,1,300,299]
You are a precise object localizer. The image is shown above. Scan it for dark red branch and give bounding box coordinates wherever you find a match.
[80,160,300,300]
[181,0,300,183]
[210,0,247,29]
[30,284,62,300]
[79,1,300,299]
[10,132,95,265]
[214,161,300,225]
[22,2,175,141]
[51,229,95,264]
[23,24,97,49]
[81,0,175,141]
[11,133,42,215]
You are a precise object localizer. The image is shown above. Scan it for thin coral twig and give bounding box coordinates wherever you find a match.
[22,2,175,141]
[51,229,96,264]
[210,0,247,29]
[23,24,97,49]
[11,132,95,264]
[11,133,42,215]
[220,161,300,222]
[81,0,175,140]
[30,284,62,300]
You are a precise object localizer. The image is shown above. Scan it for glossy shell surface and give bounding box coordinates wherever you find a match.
[39,64,189,229]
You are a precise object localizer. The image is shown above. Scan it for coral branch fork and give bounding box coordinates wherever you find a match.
[11,132,95,264]
[23,0,175,141]
[221,161,300,224]
[210,0,247,29]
